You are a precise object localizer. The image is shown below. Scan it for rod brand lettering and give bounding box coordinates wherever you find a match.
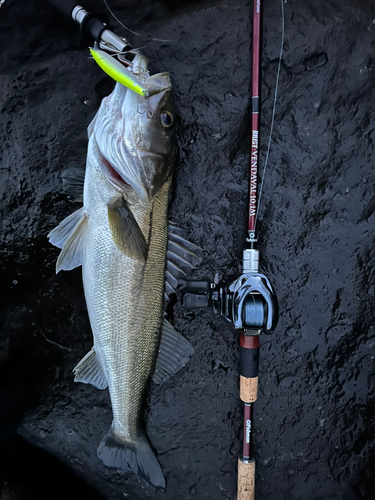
[249,132,258,217]
[246,419,251,443]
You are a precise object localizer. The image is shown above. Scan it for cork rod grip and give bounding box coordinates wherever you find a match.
[239,333,259,403]
[240,375,258,403]
[237,458,255,500]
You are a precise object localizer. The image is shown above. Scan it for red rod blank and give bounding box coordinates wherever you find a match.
[248,0,262,237]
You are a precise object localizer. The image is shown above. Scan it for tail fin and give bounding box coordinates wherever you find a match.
[97,429,165,489]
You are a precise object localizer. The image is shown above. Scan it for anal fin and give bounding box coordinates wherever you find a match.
[152,320,194,384]
[73,349,108,390]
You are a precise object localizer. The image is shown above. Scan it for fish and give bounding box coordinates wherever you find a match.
[48,51,200,489]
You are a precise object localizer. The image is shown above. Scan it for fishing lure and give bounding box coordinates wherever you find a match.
[90,46,149,98]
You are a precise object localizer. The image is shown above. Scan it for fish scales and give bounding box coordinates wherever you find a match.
[83,143,169,440]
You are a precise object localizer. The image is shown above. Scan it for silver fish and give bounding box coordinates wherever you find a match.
[48,53,199,488]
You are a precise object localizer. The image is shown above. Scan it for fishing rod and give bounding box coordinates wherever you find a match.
[45,2,152,97]
[46,0,131,52]
[180,0,282,498]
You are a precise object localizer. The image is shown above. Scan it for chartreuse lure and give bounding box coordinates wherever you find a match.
[90,47,149,98]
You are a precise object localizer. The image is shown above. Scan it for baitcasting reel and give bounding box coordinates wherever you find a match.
[179,249,278,334]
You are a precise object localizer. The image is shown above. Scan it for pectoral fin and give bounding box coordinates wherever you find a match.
[152,319,194,384]
[108,197,147,261]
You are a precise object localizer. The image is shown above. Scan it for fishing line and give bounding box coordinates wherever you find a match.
[254,0,285,232]
[103,0,172,43]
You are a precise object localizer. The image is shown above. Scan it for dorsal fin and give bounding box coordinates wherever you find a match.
[152,319,194,384]
[164,223,201,298]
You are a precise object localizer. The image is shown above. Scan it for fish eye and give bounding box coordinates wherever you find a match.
[160,111,173,128]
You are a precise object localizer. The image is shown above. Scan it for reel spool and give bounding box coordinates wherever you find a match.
[243,294,265,329]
